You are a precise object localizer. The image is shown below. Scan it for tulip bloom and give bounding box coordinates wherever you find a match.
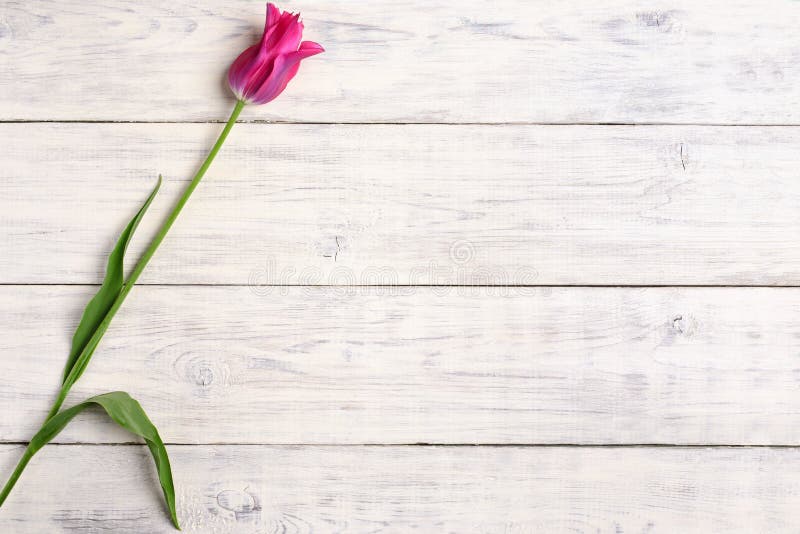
[228,3,324,105]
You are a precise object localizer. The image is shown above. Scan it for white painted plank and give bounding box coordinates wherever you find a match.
[2,123,800,285]
[2,286,800,445]
[0,444,798,532]
[2,1,800,123]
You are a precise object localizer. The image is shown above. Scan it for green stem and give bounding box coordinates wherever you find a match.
[49,99,245,420]
[125,99,247,292]
[0,100,245,506]
[0,447,33,506]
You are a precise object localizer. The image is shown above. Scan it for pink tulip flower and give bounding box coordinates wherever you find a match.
[228,3,324,105]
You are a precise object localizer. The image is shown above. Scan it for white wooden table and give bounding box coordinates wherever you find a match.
[2,1,800,532]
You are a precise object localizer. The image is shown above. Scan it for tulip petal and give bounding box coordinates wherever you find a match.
[298,40,325,54]
[227,44,260,100]
[250,42,324,104]
[263,3,282,39]
[247,54,292,104]
[266,13,303,56]
[266,3,281,28]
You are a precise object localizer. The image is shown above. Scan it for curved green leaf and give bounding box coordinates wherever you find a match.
[62,177,161,384]
[22,392,179,529]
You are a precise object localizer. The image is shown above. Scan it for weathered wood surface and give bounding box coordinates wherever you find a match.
[0,445,800,534]
[3,123,800,285]
[1,444,798,533]
[3,0,800,530]
[2,1,800,123]
[2,285,799,446]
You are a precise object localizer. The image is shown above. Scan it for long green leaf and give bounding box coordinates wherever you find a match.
[61,177,161,384]
[18,392,179,529]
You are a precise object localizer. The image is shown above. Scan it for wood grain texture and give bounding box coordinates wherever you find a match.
[3,122,800,285]
[3,0,800,529]
[2,285,799,445]
[1,444,798,533]
[2,1,800,123]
